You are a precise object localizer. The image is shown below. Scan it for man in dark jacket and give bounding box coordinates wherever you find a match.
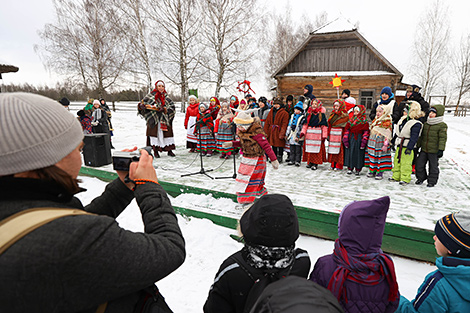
[0,93,185,313]
[204,194,311,313]
[392,85,430,124]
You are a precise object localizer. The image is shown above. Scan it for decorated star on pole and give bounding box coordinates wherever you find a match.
[329,73,345,88]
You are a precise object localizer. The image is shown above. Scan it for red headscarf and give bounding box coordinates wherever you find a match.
[230,95,239,108]
[348,105,368,127]
[328,99,349,129]
[152,80,166,107]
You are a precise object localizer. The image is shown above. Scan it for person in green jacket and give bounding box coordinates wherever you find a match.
[415,104,447,187]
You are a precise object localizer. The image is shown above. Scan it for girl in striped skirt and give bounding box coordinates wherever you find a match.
[223,109,279,207]
[365,104,393,179]
[299,99,328,170]
[215,101,235,159]
[194,103,216,156]
[327,99,349,170]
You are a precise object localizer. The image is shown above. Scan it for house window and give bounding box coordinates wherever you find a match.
[360,90,375,110]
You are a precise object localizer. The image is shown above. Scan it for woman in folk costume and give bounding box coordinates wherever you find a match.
[327,99,349,171]
[299,98,328,170]
[365,104,393,180]
[215,101,235,159]
[309,196,399,313]
[390,101,424,185]
[209,97,221,120]
[264,97,290,163]
[343,105,370,175]
[137,80,176,157]
[223,109,279,208]
[194,103,216,157]
[184,95,200,153]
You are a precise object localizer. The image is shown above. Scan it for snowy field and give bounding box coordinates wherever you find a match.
[71,101,469,312]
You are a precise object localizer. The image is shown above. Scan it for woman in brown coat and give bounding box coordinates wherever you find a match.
[138,80,176,157]
[264,97,290,162]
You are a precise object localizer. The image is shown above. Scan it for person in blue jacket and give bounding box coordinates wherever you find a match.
[396,211,470,312]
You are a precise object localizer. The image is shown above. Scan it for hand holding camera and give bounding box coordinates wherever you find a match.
[113,147,157,189]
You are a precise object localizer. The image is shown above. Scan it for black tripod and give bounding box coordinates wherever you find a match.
[216,122,238,180]
[181,118,214,179]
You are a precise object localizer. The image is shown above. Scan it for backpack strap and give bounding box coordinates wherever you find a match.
[0,207,92,255]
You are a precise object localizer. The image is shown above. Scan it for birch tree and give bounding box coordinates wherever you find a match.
[36,0,129,97]
[410,0,450,99]
[112,0,154,91]
[201,0,260,97]
[453,33,470,113]
[146,0,202,112]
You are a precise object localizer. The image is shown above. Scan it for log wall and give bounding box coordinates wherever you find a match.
[275,75,401,109]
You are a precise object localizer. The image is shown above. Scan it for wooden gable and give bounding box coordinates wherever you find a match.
[273,30,402,78]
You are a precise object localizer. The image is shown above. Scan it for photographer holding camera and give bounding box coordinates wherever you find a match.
[0,93,185,312]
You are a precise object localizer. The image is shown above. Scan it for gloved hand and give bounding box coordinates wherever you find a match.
[138,102,146,110]
[405,148,412,155]
[437,150,444,158]
[271,159,279,170]
[381,139,389,152]
[222,142,233,148]
[343,136,349,149]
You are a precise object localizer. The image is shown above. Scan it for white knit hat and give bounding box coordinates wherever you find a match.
[0,93,84,176]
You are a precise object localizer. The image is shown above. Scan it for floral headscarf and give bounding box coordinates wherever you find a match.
[328,99,349,127]
[348,105,368,127]
[370,104,393,140]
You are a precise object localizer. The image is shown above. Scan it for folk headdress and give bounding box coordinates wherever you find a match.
[152,80,166,108]
[328,99,349,127]
[348,105,368,127]
[217,101,234,122]
[370,104,393,140]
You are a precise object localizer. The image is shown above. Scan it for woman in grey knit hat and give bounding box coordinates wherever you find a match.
[0,93,185,313]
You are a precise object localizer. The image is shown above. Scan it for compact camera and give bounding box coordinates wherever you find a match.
[112,147,153,171]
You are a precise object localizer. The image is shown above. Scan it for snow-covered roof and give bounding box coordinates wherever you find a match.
[395,90,407,96]
[311,16,357,35]
[278,71,396,77]
[0,58,19,74]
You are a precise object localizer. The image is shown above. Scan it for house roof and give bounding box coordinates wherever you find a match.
[0,58,19,74]
[272,18,403,79]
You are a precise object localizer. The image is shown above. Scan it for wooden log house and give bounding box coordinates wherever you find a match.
[272,22,405,112]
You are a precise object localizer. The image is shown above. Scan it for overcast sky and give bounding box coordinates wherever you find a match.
[1,0,469,95]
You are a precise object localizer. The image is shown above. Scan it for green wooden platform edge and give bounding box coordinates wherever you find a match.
[80,167,437,262]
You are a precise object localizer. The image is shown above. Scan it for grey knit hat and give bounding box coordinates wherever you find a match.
[0,92,84,176]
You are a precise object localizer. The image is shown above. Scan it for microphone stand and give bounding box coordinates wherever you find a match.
[215,121,238,179]
[181,116,214,179]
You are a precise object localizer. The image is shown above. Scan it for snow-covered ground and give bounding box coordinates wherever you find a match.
[72,102,469,312]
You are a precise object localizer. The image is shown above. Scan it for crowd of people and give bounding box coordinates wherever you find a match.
[0,92,467,313]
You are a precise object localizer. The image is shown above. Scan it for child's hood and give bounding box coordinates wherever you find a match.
[436,257,470,301]
[432,104,445,117]
[338,196,390,255]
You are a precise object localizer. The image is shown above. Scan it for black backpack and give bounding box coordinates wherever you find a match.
[230,253,293,313]
[248,276,344,313]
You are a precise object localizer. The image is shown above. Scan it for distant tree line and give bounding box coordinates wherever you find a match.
[1,82,180,103]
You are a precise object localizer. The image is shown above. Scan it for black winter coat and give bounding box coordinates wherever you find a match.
[204,248,311,313]
[392,95,429,124]
[0,177,185,313]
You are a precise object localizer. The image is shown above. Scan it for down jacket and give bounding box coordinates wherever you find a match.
[0,177,185,313]
[417,105,447,154]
